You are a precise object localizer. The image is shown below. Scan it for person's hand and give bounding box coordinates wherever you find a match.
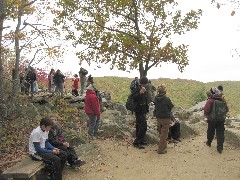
[53,149,60,154]
[63,142,69,147]
[140,87,146,94]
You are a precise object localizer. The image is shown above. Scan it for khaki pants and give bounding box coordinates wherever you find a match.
[157,118,171,152]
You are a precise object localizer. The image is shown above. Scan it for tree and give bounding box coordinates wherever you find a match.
[211,0,239,16]
[0,0,64,99]
[0,0,6,103]
[54,0,202,78]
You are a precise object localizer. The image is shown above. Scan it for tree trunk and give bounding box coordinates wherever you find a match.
[0,0,6,103]
[12,0,25,97]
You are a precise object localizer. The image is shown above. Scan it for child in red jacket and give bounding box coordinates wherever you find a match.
[72,74,79,96]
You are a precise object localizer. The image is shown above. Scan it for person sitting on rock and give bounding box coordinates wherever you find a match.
[29,117,67,180]
[48,113,86,167]
[167,114,181,143]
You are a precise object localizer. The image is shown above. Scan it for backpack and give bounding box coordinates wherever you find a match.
[210,99,228,121]
[130,80,139,90]
[26,71,36,81]
[125,93,137,112]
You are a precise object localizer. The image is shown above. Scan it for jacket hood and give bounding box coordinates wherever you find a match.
[155,94,165,102]
[86,89,96,95]
[211,94,223,100]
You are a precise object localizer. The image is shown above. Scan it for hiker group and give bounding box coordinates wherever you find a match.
[28,67,104,179]
[27,74,228,180]
[127,77,228,155]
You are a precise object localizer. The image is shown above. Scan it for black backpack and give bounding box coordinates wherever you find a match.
[210,99,228,121]
[125,93,137,112]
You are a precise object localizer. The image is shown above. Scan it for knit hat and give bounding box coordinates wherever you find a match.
[86,84,94,91]
[217,85,223,92]
[210,87,220,95]
[139,77,148,84]
[157,85,167,94]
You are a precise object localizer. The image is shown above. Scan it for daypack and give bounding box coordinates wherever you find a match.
[125,93,137,112]
[26,71,36,81]
[210,99,228,121]
[130,80,139,91]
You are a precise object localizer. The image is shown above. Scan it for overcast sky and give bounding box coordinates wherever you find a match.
[54,0,240,83]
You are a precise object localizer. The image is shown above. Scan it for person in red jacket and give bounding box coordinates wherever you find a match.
[72,74,79,96]
[84,84,100,140]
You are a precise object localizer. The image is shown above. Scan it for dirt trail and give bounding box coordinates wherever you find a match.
[63,134,240,180]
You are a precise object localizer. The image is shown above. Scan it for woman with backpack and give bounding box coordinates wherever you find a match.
[204,87,229,154]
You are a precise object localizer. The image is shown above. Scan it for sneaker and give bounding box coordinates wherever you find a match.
[71,160,82,167]
[79,160,86,166]
[133,143,145,149]
[206,141,211,147]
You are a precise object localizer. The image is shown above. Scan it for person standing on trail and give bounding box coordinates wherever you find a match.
[79,67,88,95]
[154,85,174,154]
[204,87,229,154]
[48,68,55,92]
[84,84,101,140]
[29,117,67,180]
[130,77,139,93]
[132,77,149,149]
[53,69,65,98]
[72,74,79,96]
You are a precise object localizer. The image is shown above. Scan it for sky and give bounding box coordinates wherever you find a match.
[54,0,240,83]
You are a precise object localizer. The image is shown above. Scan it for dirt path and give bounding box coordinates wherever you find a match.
[63,134,240,180]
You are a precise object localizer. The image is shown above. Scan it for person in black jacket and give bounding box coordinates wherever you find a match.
[132,77,149,149]
[48,114,86,167]
[154,85,174,154]
[53,69,65,97]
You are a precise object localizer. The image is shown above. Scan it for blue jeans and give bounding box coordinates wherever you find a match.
[87,114,97,137]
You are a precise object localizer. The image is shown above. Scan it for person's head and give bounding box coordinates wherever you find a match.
[157,85,167,95]
[218,85,223,92]
[40,117,54,132]
[87,75,94,84]
[50,68,55,74]
[134,77,138,81]
[210,87,220,95]
[49,113,59,124]
[74,74,78,78]
[56,69,60,74]
[139,77,148,87]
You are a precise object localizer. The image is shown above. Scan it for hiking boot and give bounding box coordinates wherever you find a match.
[206,141,211,147]
[133,143,145,149]
[217,149,222,154]
[172,139,179,143]
[175,138,181,142]
[140,141,147,145]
